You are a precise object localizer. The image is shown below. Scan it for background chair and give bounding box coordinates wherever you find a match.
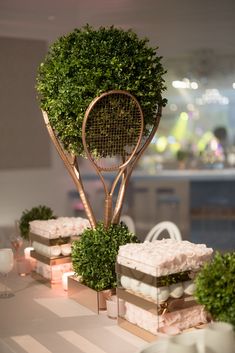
[120,215,136,234]
[144,221,182,242]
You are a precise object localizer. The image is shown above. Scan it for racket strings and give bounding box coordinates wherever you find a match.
[84,93,143,170]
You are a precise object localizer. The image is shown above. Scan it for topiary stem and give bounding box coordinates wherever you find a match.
[42,110,97,228]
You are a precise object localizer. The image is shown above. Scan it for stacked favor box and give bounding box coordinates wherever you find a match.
[116,239,213,342]
[29,217,90,283]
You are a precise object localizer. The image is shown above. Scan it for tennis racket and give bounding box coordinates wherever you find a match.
[111,103,162,224]
[82,90,144,228]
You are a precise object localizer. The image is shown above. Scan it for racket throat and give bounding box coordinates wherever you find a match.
[104,194,113,229]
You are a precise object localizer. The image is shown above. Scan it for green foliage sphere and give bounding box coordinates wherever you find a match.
[36,24,167,156]
[71,222,138,291]
[19,205,56,241]
[195,252,235,327]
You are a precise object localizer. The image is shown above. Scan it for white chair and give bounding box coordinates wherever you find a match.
[120,215,136,234]
[145,221,182,242]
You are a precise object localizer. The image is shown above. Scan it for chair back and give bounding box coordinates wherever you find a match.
[145,221,182,242]
[120,215,135,234]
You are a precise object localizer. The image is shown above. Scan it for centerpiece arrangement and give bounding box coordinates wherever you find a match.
[36,25,167,312]
[116,238,213,341]
[36,24,167,227]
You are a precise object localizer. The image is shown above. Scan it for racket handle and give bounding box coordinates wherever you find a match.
[104,195,112,229]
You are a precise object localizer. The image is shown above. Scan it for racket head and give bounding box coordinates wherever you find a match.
[136,104,162,154]
[82,90,144,171]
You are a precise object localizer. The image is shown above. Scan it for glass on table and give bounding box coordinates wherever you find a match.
[0,248,14,298]
[10,221,23,259]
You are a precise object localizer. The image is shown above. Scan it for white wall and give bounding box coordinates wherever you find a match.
[0,146,75,227]
[0,37,76,229]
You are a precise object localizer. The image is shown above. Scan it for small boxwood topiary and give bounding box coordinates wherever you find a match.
[19,205,56,241]
[195,251,235,327]
[71,222,138,291]
[36,24,167,156]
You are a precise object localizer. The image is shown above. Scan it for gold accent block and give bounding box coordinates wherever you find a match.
[30,250,71,266]
[117,287,196,315]
[30,232,71,246]
[116,262,191,287]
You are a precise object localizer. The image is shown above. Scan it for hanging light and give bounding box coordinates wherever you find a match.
[172,78,199,89]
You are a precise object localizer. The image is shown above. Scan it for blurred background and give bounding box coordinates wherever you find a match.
[1,0,235,250]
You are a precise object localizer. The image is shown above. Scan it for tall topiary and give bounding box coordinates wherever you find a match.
[71,222,138,291]
[36,24,167,156]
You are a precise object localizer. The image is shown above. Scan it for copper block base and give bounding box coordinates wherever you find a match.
[67,275,115,314]
[118,317,158,342]
[118,317,207,343]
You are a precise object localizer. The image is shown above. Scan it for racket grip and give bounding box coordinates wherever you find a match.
[104,195,112,229]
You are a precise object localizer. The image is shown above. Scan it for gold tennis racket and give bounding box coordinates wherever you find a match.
[82,90,144,228]
[111,103,162,225]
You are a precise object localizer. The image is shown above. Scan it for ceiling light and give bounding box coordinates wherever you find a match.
[170,103,178,111]
[187,103,195,111]
[196,89,229,105]
[172,79,198,89]
[172,80,188,88]
[191,82,198,89]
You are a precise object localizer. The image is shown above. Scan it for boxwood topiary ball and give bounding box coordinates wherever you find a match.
[71,222,138,291]
[36,24,167,156]
[19,205,56,241]
[195,251,235,327]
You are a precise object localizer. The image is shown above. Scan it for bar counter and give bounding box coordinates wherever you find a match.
[73,169,235,250]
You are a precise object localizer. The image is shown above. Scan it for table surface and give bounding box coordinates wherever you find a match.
[0,266,146,353]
